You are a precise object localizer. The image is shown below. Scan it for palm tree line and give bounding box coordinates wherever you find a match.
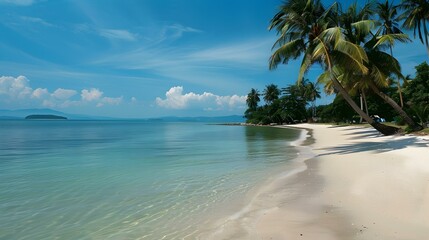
[262,0,428,135]
[245,81,320,125]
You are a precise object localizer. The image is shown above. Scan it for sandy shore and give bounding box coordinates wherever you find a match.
[204,124,429,240]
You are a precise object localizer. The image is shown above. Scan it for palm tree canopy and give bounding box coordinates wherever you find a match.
[268,0,328,69]
[376,0,403,36]
[263,84,281,104]
[399,0,429,49]
[246,88,260,110]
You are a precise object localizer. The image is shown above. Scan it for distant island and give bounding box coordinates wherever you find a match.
[25,114,67,120]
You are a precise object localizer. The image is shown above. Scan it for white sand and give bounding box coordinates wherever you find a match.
[203,124,429,240]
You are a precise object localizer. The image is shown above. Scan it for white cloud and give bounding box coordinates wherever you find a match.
[0,76,123,109]
[0,75,33,99]
[99,29,137,41]
[52,88,77,100]
[32,88,49,98]
[0,0,35,6]
[20,16,54,27]
[101,96,123,105]
[163,24,201,39]
[156,86,246,111]
[81,88,103,101]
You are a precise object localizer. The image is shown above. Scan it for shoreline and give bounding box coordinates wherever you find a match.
[202,123,429,239]
[200,125,316,239]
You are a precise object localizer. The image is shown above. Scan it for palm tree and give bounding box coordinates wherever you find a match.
[337,2,421,130]
[301,79,321,117]
[399,0,429,55]
[376,0,405,107]
[268,0,328,70]
[263,84,281,105]
[246,88,260,111]
[270,0,400,135]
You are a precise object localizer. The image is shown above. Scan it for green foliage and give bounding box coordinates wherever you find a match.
[404,62,429,106]
[244,81,320,124]
[403,62,429,126]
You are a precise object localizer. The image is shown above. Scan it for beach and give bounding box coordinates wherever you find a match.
[205,124,429,240]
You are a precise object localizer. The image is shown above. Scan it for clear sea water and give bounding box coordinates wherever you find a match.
[0,120,301,240]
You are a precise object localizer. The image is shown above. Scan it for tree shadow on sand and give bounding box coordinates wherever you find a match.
[317,127,429,156]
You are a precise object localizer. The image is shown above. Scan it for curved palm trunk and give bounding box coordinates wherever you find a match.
[397,79,404,108]
[367,81,423,131]
[331,77,400,135]
[389,47,405,108]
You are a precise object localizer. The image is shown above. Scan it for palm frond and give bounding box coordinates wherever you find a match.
[373,33,411,48]
[333,39,369,74]
[269,39,305,69]
[351,19,376,36]
[297,51,313,82]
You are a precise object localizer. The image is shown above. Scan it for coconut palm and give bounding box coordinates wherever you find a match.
[376,0,405,107]
[300,79,321,117]
[263,84,281,105]
[399,0,429,55]
[246,88,260,111]
[311,27,401,134]
[269,0,401,134]
[268,0,328,70]
[337,2,421,130]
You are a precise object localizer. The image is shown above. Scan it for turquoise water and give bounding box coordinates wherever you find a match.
[0,120,301,239]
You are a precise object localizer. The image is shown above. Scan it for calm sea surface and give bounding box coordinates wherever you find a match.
[0,120,301,239]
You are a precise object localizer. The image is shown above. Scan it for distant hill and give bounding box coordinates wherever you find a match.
[0,109,245,122]
[0,109,113,120]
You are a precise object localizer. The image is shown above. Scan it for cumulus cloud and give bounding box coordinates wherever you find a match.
[52,88,77,100]
[32,88,49,98]
[0,75,123,108]
[0,75,33,99]
[81,88,103,101]
[156,86,246,111]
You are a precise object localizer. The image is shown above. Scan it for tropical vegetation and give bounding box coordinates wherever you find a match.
[244,0,429,135]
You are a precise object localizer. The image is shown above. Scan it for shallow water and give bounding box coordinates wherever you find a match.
[0,120,300,239]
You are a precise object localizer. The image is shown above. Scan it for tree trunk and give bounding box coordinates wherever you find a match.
[362,90,369,116]
[397,79,404,108]
[331,77,400,135]
[367,81,423,131]
[359,94,363,123]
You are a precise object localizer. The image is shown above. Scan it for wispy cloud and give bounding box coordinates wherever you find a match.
[0,0,35,6]
[161,24,201,40]
[98,29,137,41]
[94,37,272,71]
[20,16,54,27]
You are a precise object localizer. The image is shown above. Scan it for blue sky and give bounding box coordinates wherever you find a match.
[0,0,427,118]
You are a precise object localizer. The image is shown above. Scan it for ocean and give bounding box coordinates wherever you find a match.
[0,120,302,239]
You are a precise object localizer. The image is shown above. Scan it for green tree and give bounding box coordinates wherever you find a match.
[376,0,405,107]
[268,0,328,70]
[263,84,281,105]
[301,79,321,118]
[270,0,400,135]
[404,62,429,126]
[399,0,429,55]
[246,88,260,111]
